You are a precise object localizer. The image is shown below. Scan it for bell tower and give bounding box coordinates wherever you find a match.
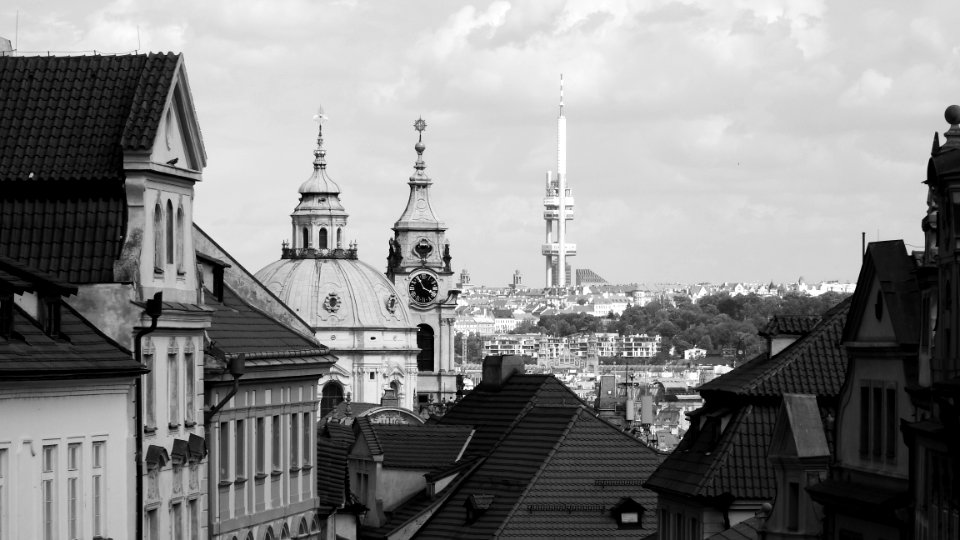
[387,118,459,405]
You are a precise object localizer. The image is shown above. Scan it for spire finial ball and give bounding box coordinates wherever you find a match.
[945,105,960,126]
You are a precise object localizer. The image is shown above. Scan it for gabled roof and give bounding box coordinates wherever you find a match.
[0,301,144,379]
[759,315,821,338]
[0,53,184,283]
[842,240,919,345]
[706,515,764,540]
[415,406,664,539]
[697,298,850,398]
[205,283,330,358]
[435,374,582,459]
[317,422,352,516]
[366,424,473,470]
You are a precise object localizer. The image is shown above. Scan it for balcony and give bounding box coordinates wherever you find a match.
[281,245,358,260]
[541,243,578,256]
[542,209,575,220]
[542,196,576,207]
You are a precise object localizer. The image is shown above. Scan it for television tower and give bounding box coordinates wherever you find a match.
[542,74,576,288]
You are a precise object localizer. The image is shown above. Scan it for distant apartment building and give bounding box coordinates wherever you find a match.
[481,334,541,358]
[482,333,660,363]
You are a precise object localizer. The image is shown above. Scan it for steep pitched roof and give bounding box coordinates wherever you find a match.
[416,406,664,539]
[0,53,182,283]
[372,424,472,470]
[0,301,144,378]
[843,240,919,345]
[435,374,580,459]
[317,423,351,516]
[698,298,850,398]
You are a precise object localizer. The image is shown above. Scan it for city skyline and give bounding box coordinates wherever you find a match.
[8,0,957,285]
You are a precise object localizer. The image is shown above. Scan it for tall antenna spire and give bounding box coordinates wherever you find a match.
[559,73,564,116]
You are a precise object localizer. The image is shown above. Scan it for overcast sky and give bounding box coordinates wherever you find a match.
[7,0,960,287]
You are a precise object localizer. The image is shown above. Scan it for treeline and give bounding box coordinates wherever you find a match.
[516,292,850,359]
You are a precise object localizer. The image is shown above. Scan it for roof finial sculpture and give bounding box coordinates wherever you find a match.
[943,105,960,150]
[312,105,329,170]
[413,117,428,174]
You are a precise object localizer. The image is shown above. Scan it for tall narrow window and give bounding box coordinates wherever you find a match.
[256,417,265,475]
[872,386,883,457]
[859,385,870,456]
[787,481,800,530]
[176,205,185,274]
[0,448,6,540]
[302,228,309,249]
[290,414,299,468]
[337,227,342,248]
[154,202,164,272]
[146,508,158,540]
[92,442,104,536]
[166,200,174,265]
[184,346,195,425]
[171,502,183,540]
[144,339,156,429]
[42,445,56,540]
[219,422,230,482]
[236,420,246,479]
[302,412,311,466]
[318,228,328,250]
[272,416,281,471]
[188,499,199,540]
[67,443,80,539]
[169,342,180,427]
[885,387,897,459]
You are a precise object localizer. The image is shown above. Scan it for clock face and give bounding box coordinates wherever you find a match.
[408,272,439,304]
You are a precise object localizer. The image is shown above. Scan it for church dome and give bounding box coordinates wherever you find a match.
[255,257,411,330]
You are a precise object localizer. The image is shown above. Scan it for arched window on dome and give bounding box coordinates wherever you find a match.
[154,202,163,272]
[302,227,310,250]
[320,383,344,419]
[165,200,174,265]
[318,228,328,250]
[417,324,435,372]
[337,227,343,248]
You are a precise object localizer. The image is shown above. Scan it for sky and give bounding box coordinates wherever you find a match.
[6,0,960,287]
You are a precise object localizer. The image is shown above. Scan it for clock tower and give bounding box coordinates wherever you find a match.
[387,118,460,405]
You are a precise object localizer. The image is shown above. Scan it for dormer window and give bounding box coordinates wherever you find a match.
[464,493,493,525]
[0,293,13,338]
[40,296,61,338]
[611,497,645,529]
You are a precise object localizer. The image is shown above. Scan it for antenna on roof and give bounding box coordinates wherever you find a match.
[136,25,141,53]
[15,10,19,51]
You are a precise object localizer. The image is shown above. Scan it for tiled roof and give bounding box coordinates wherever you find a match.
[436,374,581,459]
[416,406,664,539]
[844,240,920,345]
[759,315,821,337]
[706,515,764,540]
[317,423,351,516]
[0,53,181,283]
[0,301,144,378]
[697,298,850,398]
[645,404,778,500]
[372,424,472,470]
[205,283,329,357]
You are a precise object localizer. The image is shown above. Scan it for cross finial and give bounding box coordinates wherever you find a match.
[312,105,329,170]
[414,117,427,142]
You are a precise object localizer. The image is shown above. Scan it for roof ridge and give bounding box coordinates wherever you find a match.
[492,406,581,538]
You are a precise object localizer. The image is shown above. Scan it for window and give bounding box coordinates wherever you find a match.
[176,204,185,274]
[219,422,230,482]
[417,324,435,372]
[272,416,281,471]
[236,420,246,479]
[659,509,669,540]
[290,414,299,468]
[0,293,13,339]
[256,417,265,475]
[859,381,899,462]
[337,227,342,247]
[144,339,156,430]
[146,508,158,540]
[169,342,180,427]
[184,346,195,425]
[154,202,164,272]
[42,445,56,540]
[302,227,309,249]
[67,443,80,539]
[0,448,7,540]
[188,499,199,540]
[172,501,183,540]
[92,442,104,536]
[787,481,800,531]
[40,297,61,337]
[319,228,328,249]
[302,412,311,466]
[166,200,174,265]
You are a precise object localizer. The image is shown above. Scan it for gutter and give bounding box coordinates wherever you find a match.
[134,292,163,540]
[203,354,245,537]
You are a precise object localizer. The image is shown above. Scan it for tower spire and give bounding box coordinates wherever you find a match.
[559,73,564,116]
[542,75,576,289]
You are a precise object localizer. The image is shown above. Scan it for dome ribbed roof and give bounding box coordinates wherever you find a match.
[254,258,410,329]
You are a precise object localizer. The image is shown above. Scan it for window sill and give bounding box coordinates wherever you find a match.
[234,476,248,484]
[218,480,232,488]
[144,425,157,434]
[184,420,197,428]
[168,422,180,430]
[300,464,312,471]
[270,469,283,477]
[289,466,301,473]
[255,473,268,480]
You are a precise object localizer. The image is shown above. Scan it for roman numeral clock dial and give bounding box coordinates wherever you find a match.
[408,272,439,304]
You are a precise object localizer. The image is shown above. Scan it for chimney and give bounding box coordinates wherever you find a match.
[0,36,11,54]
[480,355,526,389]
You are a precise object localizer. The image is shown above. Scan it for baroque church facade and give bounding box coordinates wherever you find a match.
[256,116,460,414]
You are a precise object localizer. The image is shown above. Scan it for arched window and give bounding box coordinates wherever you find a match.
[298,519,309,537]
[154,202,163,272]
[165,200,174,265]
[417,324,435,372]
[280,523,290,539]
[264,526,276,540]
[320,383,344,419]
[336,227,343,248]
[302,227,309,249]
[318,228,328,250]
[176,204,185,274]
